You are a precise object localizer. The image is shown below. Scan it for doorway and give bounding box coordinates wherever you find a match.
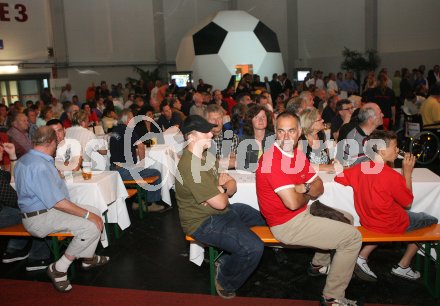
[0,74,50,106]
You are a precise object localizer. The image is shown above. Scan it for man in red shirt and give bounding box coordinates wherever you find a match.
[335,130,438,282]
[256,112,361,306]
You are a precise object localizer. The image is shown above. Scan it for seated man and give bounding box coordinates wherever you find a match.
[47,119,81,172]
[7,112,32,159]
[256,112,362,306]
[156,100,182,131]
[109,109,164,212]
[0,142,51,271]
[14,126,109,292]
[176,115,265,299]
[65,110,107,169]
[204,104,239,170]
[336,103,384,167]
[335,130,438,281]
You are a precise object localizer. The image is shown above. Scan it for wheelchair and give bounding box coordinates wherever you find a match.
[396,110,440,166]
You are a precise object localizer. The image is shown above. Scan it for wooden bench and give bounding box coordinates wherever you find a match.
[0,224,73,260]
[186,225,440,298]
[123,176,160,220]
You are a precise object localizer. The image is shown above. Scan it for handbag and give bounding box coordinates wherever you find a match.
[309,200,351,224]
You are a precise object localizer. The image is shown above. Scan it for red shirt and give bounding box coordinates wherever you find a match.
[0,132,10,166]
[256,143,317,227]
[62,118,72,129]
[334,161,413,234]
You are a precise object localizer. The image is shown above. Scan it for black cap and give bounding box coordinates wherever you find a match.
[181,115,217,134]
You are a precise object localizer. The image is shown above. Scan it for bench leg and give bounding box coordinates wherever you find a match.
[51,237,61,260]
[114,223,120,240]
[136,186,145,220]
[103,211,111,246]
[420,242,440,299]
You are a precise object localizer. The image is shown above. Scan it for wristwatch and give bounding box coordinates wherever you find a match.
[304,183,311,194]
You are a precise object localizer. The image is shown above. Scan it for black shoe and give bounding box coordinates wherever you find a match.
[2,250,29,263]
[26,258,51,271]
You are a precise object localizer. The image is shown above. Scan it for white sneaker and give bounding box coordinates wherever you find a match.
[354,256,377,282]
[391,265,420,280]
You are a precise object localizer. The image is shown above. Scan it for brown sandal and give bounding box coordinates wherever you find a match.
[81,255,110,271]
[47,263,72,293]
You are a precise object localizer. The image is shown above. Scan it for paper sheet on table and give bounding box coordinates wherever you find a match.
[189,242,205,266]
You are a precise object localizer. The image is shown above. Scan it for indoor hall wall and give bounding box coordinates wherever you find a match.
[63,0,155,64]
[295,0,365,76]
[377,0,440,73]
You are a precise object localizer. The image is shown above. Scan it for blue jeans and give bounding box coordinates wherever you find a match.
[0,206,51,260]
[191,204,266,292]
[112,166,162,202]
[406,211,438,232]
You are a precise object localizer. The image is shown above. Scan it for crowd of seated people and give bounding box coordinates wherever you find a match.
[1,64,439,300]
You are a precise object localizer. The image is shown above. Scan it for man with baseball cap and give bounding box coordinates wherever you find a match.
[176,115,266,299]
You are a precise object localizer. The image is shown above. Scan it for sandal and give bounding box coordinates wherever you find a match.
[46,263,72,293]
[81,255,110,271]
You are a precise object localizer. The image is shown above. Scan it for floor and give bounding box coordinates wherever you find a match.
[1,163,439,305]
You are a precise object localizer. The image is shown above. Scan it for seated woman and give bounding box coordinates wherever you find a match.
[239,104,274,172]
[82,102,99,126]
[299,108,335,172]
[101,108,118,133]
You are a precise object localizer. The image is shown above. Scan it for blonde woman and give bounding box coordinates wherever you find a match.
[299,108,335,172]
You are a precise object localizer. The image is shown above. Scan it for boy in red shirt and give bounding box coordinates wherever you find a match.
[335,130,438,281]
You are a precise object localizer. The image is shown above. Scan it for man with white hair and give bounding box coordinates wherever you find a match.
[337,103,384,166]
[189,92,206,117]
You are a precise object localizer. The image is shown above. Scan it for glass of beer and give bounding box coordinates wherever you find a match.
[82,166,92,180]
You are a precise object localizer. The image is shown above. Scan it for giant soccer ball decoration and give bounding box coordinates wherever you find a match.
[176,10,284,90]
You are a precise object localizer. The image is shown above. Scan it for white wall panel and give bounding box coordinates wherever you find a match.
[378,0,440,53]
[63,0,156,63]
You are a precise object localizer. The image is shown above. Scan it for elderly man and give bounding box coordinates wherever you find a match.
[176,115,265,299]
[14,126,109,292]
[337,103,384,166]
[7,112,32,159]
[109,109,164,212]
[189,92,206,116]
[65,110,106,167]
[256,112,361,306]
[62,104,80,129]
[205,104,239,169]
[1,142,52,271]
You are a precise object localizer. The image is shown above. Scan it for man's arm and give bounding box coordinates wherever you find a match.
[276,177,324,210]
[136,142,146,161]
[54,198,103,231]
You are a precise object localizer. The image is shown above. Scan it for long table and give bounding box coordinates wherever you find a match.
[229,168,440,226]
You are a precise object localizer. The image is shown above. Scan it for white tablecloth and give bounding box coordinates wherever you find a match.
[142,144,178,206]
[229,168,440,225]
[189,168,440,265]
